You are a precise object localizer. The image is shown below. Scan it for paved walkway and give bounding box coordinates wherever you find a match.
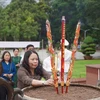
[0,49,100,62]
[37,49,100,61]
[75,50,100,60]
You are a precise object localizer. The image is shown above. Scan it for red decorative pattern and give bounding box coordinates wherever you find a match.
[65,21,81,93]
[61,16,65,93]
[46,20,59,94]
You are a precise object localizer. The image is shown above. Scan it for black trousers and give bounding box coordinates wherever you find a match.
[0,86,7,100]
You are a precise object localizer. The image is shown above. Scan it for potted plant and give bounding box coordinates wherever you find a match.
[80,36,96,60]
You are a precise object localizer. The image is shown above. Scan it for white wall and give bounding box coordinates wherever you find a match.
[0,41,40,48]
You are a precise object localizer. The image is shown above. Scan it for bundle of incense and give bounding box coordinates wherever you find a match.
[46,20,59,94]
[60,16,65,93]
[65,21,81,93]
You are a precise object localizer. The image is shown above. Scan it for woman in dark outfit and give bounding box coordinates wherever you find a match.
[0,51,16,83]
[0,51,16,100]
[17,50,54,89]
[12,48,22,87]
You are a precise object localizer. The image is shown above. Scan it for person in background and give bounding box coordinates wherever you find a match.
[20,44,34,64]
[0,51,16,85]
[43,56,51,73]
[12,48,22,87]
[43,39,72,83]
[17,50,54,89]
[43,52,58,74]
[26,44,35,51]
[58,39,72,82]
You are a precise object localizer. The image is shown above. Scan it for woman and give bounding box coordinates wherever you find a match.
[12,48,22,69]
[17,50,54,89]
[12,48,22,87]
[0,51,16,83]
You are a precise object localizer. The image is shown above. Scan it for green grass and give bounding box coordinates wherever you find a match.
[72,59,100,78]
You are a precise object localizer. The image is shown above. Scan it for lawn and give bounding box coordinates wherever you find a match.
[72,59,100,78]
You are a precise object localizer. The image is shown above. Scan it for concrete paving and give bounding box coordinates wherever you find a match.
[0,49,100,62]
[75,50,100,60]
[37,49,100,61]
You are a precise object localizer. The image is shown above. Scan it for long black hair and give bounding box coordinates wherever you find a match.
[22,50,43,76]
[1,51,12,63]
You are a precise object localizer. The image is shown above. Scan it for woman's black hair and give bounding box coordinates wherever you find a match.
[13,48,19,52]
[22,50,43,76]
[1,51,12,63]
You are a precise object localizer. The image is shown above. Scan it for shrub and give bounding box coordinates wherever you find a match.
[81,36,96,56]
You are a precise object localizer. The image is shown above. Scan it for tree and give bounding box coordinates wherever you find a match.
[0,0,51,41]
[48,0,83,48]
[83,0,100,45]
[81,36,96,59]
[0,0,99,47]
[84,0,100,28]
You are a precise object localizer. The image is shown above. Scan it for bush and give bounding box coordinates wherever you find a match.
[81,36,96,56]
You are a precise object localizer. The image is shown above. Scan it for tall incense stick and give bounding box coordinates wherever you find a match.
[46,20,59,94]
[65,21,81,93]
[61,16,65,93]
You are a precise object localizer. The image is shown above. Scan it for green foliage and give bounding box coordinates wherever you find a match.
[81,36,96,56]
[83,36,94,43]
[0,0,100,46]
[0,0,50,41]
[84,0,100,28]
[49,0,79,46]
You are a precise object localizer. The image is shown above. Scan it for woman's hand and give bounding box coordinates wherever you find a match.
[3,74,13,78]
[8,74,13,78]
[32,79,54,87]
[3,74,8,77]
[7,74,13,78]
[45,79,54,86]
[16,63,20,67]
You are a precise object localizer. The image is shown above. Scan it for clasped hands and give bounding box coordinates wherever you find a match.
[3,73,13,79]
